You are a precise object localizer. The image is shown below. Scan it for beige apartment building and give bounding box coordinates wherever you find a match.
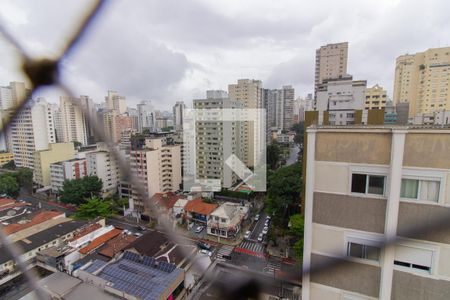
[303,126,450,300]
[34,142,76,188]
[193,93,244,190]
[60,96,88,146]
[365,84,388,110]
[393,47,450,117]
[129,138,181,212]
[86,150,120,197]
[228,79,262,167]
[315,42,349,93]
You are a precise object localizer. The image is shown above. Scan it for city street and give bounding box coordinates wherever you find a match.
[286,143,300,166]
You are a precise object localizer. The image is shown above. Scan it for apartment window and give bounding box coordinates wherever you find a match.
[351,173,385,195]
[347,241,380,261]
[400,179,440,202]
[394,244,433,273]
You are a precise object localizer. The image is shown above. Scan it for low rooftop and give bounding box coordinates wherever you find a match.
[184,198,218,215]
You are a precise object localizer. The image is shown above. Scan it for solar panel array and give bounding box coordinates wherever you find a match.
[95,252,182,300]
[84,260,107,273]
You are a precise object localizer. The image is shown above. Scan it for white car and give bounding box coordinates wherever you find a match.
[254,214,260,221]
[195,225,205,233]
[200,249,212,256]
[257,233,263,242]
[262,228,268,235]
[244,231,251,239]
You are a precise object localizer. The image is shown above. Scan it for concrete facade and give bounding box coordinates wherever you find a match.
[303,126,450,300]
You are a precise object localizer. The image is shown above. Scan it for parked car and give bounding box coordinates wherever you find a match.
[266,216,271,221]
[262,228,268,234]
[257,235,263,242]
[244,231,251,239]
[197,241,212,250]
[264,219,270,226]
[200,249,212,256]
[195,225,205,233]
[254,214,260,221]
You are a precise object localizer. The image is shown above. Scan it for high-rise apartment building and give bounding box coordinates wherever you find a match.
[60,96,88,146]
[276,85,295,130]
[173,101,186,131]
[393,47,450,117]
[129,138,181,212]
[315,42,349,95]
[79,95,97,144]
[137,100,155,132]
[302,126,450,300]
[102,111,134,144]
[86,149,120,197]
[10,98,55,169]
[228,79,262,167]
[316,75,367,125]
[365,84,388,110]
[34,142,76,188]
[50,158,87,193]
[50,103,64,143]
[0,81,29,110]
[105,90,126,114]
[193,92,244,189]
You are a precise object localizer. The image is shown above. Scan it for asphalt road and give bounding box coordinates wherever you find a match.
[249,211,269,241]
[286,144,300,166]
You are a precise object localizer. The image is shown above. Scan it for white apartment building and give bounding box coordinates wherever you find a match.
[86,150,120,197]
[303,126,450,300]
[315,42,349,93]
[50,158,87,193]
[137,100,155,132]
[0,81,28,110]
[129,138,181,212]
[60,96,88,146]
[10,98,56,169]
[315,75,367,125]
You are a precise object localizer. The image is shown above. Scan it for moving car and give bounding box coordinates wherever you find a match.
[195,225,205,233]
[197,241,212,250]
[200,249,212,256]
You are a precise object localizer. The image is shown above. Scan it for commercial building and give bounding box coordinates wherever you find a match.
[86,150,120,197]
[60,96,89,146]
[393,47,450,117]
[10,98,56,169]
[207,202,248,239]
[34,142,76,188]
[193,93,244,189]
[50,158,88,193]
[302,126,450,300]
[315,42,349,94]
[315,75,367,125]
[365,84,388,110]
[129,138,181,212]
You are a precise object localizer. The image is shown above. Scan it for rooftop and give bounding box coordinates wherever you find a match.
[84,251,184,300]
[79,228,122,255]
[152,192,183,210]
[98,233,137,258]
[184,198,218,215]
[3,210,64,235]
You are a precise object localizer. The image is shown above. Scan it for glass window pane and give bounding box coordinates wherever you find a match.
[368,176,384,195]
[351,174,366,193]
[348,242,363,258]
[419,180,440,202]
[366,246,380,261]
[401,179,419,198]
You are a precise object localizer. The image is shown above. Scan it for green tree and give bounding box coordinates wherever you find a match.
[60,176,103,205]
[73,197,114,219]
[0,173,19,197]
[2,160,16,170]
[267,142,281,170]
[265,163,301,225]
[291,122,305,145]
[15,167,33,192]
[288,214,304,239]
[293,239,303,260]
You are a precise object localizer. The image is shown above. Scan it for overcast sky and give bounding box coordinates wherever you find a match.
[1,0,449,110]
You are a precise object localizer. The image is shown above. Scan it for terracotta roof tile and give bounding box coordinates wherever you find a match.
[184,198,218,215]
[4,210,64,235]
[69,223,102,242]
[98,233,137,258]
[152,192,182,210]
[0,198,16,207]
[79,228,122,255]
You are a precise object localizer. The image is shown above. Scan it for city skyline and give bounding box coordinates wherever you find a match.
[1,0,450,109]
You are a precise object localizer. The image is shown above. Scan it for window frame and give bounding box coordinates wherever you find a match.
[393,242,436,275]
[400,168,446,205]
[344,234,383,266]
[349,166,389,198]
